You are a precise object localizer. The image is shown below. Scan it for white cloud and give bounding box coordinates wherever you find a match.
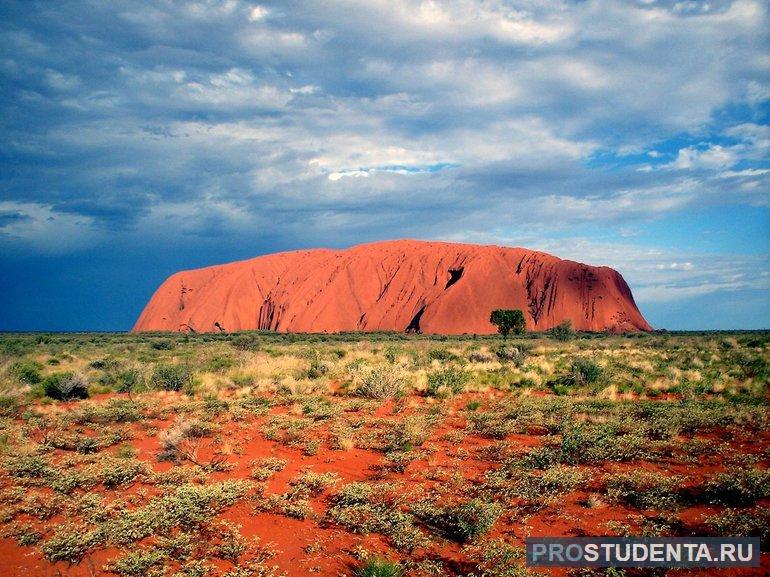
[248,5,269,22]
[0,202,97,253]
[328,170,369,181]
[181,68,291,108]
[44,69,80,91]
[671,144,738,170]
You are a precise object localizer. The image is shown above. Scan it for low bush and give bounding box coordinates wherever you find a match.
[8,360,43,384]
[558,423,650,464]
[290,470,339,496]
[260,490,313,520]
[468,351,495,363]
[0,394,23,416]
[463,539,532,577]
[250,457,287,481]
[428,348,460,363]
[99,458,148,489]
[41,523,102,564]
[356,558,403,577]
[205,355,236,374]
[107,549,166,577]
[705,507,770,550]
[556,358,603,388]
[380,416,429,453]
[549,320,576,342]
[605,471,681,510]
[229,334,260,351]
[703,467,770,506]
[495,345,529,367]
[150,339,175,350]
[157,419,219,465]
[42,372,89,401]
[485,464,586,504]
[413,498,501,543]
[325,482,428,551]
[355,365,408,399]
[426,367,469,398]
[151,364,192,392]
[467,411,514,440]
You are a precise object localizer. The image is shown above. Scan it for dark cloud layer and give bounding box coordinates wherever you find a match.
[0,0,768,330]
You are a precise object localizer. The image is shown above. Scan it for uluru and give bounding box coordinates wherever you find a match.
[133,240,651,334]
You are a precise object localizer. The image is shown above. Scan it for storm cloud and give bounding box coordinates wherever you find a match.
[0,0,768,329]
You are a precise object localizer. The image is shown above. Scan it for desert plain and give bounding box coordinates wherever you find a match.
[0,330,767,577]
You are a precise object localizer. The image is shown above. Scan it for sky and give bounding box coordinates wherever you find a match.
[0,0,768,332]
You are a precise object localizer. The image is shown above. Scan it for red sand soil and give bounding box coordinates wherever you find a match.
[2,393,766,576]
[133,239,651,334]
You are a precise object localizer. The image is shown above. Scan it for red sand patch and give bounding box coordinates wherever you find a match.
[1,393,767,576]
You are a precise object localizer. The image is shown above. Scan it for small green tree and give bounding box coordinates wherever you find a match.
[489,309,526,339]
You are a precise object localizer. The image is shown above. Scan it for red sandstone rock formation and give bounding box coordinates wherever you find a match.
[133,239,651,334]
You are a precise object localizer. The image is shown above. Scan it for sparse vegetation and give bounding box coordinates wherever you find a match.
[0,330,767,575]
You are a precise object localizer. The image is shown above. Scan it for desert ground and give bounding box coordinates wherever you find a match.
[0,330,767,577]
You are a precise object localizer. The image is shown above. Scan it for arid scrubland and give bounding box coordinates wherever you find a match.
[0,331,768,576]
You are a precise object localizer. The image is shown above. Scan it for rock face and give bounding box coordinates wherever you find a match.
[133,239,652,334]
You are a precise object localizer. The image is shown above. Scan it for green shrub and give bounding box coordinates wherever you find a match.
[426,367,469,398]
[468,351,495,363]
[380,416,429,452]
[549,320,575,341]
[301,396,338,420]
[99,458,148,489]
[495,345,529,367]
[42,372,89,400]
[89,358,118,370]
[8,360,43,384]
[605,471,681,510]
[290,470,339,495]
[705,507,770,550]
[229,334,260,351]
[557,358,603,388]
[0,394,23,417]
[325,482,428,551]
[485,464,586,503]
[41,523,102,564]
[304,356,331,379]
[356,558,403,577]
[205,355,235,373]
[732,353,768,380]
[428,348,459,362]
[115,368,142,394]
[151,339,175,350]
[107,549,167,577]
[414,498,501,543]
[558,423,650,464]
[356,365,408,399]
[703,468,770,506]
[260,491,313,520]
[4,454,50,478]
[467,411,514,440]
[103,481,251,546]
[7,522,42,546]
[463,539,532,577]
[250,457,287,480]
[151,364,192,392]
